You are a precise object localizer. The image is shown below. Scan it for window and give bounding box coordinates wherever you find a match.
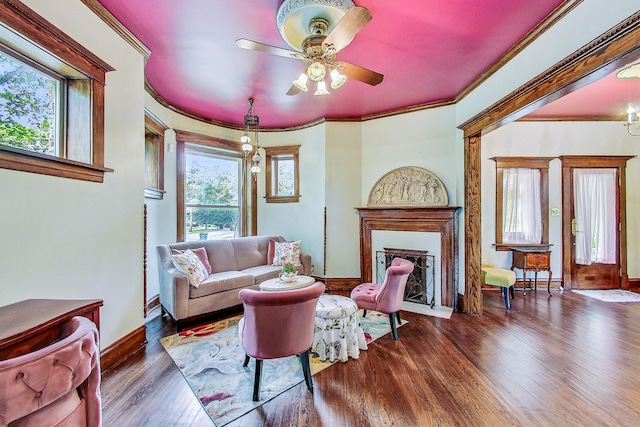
[492,157,553,250]
[0,1,114,182]
[144,110,167,199]
[265,145,300,203]
[176,131,248,242]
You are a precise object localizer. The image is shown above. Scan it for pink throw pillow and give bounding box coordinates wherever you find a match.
[267,239,277,265]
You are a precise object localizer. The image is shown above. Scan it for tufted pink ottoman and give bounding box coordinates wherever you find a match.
[311,294,367,362]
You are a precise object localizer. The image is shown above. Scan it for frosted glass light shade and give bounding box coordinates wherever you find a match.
[314,80,329,96]
[330,69,347,89]
[292,73,308,92]
[242,143,253,153]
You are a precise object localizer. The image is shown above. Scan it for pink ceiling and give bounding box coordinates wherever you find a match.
[528,67,640,119]
[97,0,575,129]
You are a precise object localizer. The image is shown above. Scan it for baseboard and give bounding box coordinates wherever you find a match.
[100,325,147,374]
[629,278,640,291]
[316,277,361,291]
[146,294,160,314]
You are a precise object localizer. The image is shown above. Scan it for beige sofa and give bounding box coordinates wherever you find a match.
[156,235,312,330]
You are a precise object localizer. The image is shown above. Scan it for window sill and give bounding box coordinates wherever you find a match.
[265,195,300,203]
[493,243,553,252]
[0,145,113,183]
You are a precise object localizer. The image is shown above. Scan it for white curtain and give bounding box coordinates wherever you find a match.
[573,168,617,265]
[502,168,542,244]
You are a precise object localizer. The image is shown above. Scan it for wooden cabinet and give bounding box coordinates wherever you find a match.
[511,248,552,295]
[0,299,103,360]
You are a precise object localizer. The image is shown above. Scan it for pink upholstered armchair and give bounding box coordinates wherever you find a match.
[0,316,101,427]
[238,282,325,401]
[350,257,414,340]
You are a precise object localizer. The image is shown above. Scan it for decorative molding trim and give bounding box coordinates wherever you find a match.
[454,0,583,103]
[80,0,151,59]
[100,325,147,373]
[367,166,449,207]
[460,12,640,136]
[628,278,640,290]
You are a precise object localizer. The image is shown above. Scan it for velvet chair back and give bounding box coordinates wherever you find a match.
[374,257,414,313]
[0,316,101,427]
[238,282,325,360]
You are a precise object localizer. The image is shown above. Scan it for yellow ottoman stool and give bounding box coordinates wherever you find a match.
[482,264,516,310]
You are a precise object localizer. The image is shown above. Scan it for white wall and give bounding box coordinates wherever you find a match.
[324,122,362,277]
[0,0,146,348]
[482,120,640,280]
[258,125,327,274]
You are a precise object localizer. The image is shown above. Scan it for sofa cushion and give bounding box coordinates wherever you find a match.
[172,249,208,288]
[242,265,281,284]
[272,240,301,266]
[189,271,255,299]
[231,237,270,271]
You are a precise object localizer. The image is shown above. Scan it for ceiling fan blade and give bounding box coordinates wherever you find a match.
[322,6,372,53]
[236,39,299,59]
[286,84,302,96]
[340,61,384,86]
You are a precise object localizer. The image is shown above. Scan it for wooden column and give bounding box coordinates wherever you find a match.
[465,134,483,314]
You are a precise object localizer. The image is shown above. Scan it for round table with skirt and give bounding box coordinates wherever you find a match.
[312,294,368,362]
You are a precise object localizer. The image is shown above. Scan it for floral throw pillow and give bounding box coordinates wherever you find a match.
[171,247,212,275]
[273,240,301,267]
[171,249,208,288]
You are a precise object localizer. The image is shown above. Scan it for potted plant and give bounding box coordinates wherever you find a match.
[280,263,297,282]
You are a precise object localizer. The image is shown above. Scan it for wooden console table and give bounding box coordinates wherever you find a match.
[510,248,552,295]
[0,299,103,360]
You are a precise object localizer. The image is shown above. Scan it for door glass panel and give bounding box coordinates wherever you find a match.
[573,168,617,265]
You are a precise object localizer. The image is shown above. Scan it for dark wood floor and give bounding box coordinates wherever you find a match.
[102,289,640,426]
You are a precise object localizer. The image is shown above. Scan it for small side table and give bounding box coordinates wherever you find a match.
[259,275,315,291]
[312,294,367,362]
[510,248,552,295]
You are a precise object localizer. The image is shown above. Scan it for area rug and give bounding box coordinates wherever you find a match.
[160,310,404,426]
[571,289,640,302]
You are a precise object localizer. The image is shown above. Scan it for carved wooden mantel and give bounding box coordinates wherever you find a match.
[356,206,461,310]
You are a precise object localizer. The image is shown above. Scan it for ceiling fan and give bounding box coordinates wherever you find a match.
[236,0,383,96]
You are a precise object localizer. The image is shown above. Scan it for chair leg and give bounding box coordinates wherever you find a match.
[396,311,401,325]
[300,349,313,390]
[362,309,367,318]
[389,313,399,340]
[509,285,515,300]
[253,359,263,401]
[502,287,511,310]
[243,354,250,367]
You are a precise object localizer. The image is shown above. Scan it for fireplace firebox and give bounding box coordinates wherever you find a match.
[376,248,435,308]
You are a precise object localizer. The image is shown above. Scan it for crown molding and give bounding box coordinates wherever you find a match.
[80,0,151,60]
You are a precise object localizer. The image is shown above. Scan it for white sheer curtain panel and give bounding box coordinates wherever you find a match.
[573,168,617,265]
[502,168,542,244]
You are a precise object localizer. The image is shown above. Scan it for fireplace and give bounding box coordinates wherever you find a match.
[357,206,460,310]
[376,248,435,308]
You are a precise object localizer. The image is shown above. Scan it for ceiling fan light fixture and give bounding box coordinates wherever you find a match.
[330,68,347,89]
[292,72,309,92]
[314,80,330,96]
[276,0,355,50]
[307,61,326,81]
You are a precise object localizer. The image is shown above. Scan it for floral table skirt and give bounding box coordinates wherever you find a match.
[312,294,367,362]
